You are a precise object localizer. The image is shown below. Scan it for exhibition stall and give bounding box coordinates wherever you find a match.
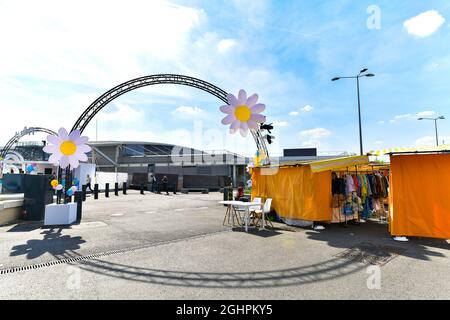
[388,151,450,239]
[252,147,450,240]
[251,155,382,225]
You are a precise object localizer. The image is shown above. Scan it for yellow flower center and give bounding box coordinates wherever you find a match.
[60,141,77,156]
[234,105,251,122]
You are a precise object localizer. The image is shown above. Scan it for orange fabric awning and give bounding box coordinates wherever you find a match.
[389,153,450,238]
[251,165,332,222]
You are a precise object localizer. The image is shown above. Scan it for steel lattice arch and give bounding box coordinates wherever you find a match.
[0,127,57,158]
[71,74,270,162]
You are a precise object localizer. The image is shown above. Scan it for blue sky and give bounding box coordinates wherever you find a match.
[1,0,450,156]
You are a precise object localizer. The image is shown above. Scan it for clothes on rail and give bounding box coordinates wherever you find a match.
[331,171,389,223]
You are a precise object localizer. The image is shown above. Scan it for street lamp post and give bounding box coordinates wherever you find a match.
[332,68,374,156]
[417,116,445,146]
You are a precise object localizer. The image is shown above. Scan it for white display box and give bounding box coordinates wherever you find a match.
[44,203,77,226]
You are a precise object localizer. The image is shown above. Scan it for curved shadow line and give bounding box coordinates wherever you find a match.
[62,250,366,289]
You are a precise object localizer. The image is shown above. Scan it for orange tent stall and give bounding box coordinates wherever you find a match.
[251,156,370,223]
[389,152,450,239]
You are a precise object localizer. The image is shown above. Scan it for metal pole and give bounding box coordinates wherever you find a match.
[435,119,439,146]
[356,76,363,155]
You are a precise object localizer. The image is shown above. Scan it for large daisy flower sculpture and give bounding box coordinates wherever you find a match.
[220,89,266,137]
[43,128,91,169]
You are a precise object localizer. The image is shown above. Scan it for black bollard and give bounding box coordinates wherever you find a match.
[123,182,127,195]
[94,183,99,199]
[115,182,119,196]
[82,184,87,201]
[75,191,83,221]
[105,183,109,198]
[140,183,144,195]
[56,189,63,204]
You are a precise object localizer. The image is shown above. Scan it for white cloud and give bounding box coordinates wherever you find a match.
[299,128,331,139]
[394,114,413,120]
[273,121,288,127]
[403,10,445,37]
[415,135,450,146]
[424,62,439,72]
[301,139,321,147]
[378,120,385,124]
[416,110,436,118]
[389,110,437,123]
[289,105,313,116]
[97,102,143,121]
[301,105,314,112]
[217,39,237,54]
[0,0,205,87]
[173,106,204,116]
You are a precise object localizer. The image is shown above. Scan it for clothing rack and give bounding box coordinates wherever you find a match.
[331,166,390,225]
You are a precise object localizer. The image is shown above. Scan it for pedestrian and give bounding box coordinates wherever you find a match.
[150,174,157,193]
[161,176,168,195]
[86,174,93,192]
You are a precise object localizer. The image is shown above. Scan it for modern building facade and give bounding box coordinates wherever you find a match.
[87,141,249,191]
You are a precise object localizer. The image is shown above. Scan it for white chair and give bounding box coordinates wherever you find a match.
[248,197,262,225]
[234,197,261,226]
[254,198,273,228]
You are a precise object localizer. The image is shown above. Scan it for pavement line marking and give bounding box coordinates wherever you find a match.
[0,229,231,276]
[197,207,209,209]
[174,208,184,211]
[145,211,155,214]
[111,213,124,217]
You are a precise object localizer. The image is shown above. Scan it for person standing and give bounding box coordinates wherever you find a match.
[161,176,168,195]
[150,174,157,193]
[86,174,93,192]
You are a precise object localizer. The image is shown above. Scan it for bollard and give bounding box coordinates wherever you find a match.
[82,184,87,202]
[140,183,144,195]
[76,191,83,221]
[105,183,109,198]
[94,183,99,199]
[123,182,127,195]
[115,182,119,196]
[56,189,63,204]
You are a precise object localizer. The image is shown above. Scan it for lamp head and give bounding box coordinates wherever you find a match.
[438,116,445,120]
[360,68,368,74]
[331,77,340,81]
[365,73,375,77]
[418,118,424,120]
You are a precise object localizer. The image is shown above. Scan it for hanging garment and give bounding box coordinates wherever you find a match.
[345,174,355,195]
[332,176,340,195]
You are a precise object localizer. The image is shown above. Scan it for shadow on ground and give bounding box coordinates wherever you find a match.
[63,250,366,289]
[305,220,448,261]
[10,228,86,260]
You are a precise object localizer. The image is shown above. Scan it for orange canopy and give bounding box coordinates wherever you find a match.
[389,153,450,239]
[251,165,332,222]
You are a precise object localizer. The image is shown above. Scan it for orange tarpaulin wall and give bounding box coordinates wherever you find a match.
[252,166,332,222]
[389,153,450,239]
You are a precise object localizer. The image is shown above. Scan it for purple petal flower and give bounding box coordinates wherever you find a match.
[251,103,265,114]
[238,89,247,105]
[219,90,267,137]
[246,94,258,108]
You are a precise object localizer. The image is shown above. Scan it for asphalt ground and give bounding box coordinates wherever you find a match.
[0,190,449,299]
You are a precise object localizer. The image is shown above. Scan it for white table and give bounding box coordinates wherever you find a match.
[219,200,263,232]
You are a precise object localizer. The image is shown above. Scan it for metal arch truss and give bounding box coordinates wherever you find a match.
[0,127,57,158]
[71,74,270,164]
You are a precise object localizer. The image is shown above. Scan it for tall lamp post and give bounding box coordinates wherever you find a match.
[332,68,375,155]
[417,116,445,146]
